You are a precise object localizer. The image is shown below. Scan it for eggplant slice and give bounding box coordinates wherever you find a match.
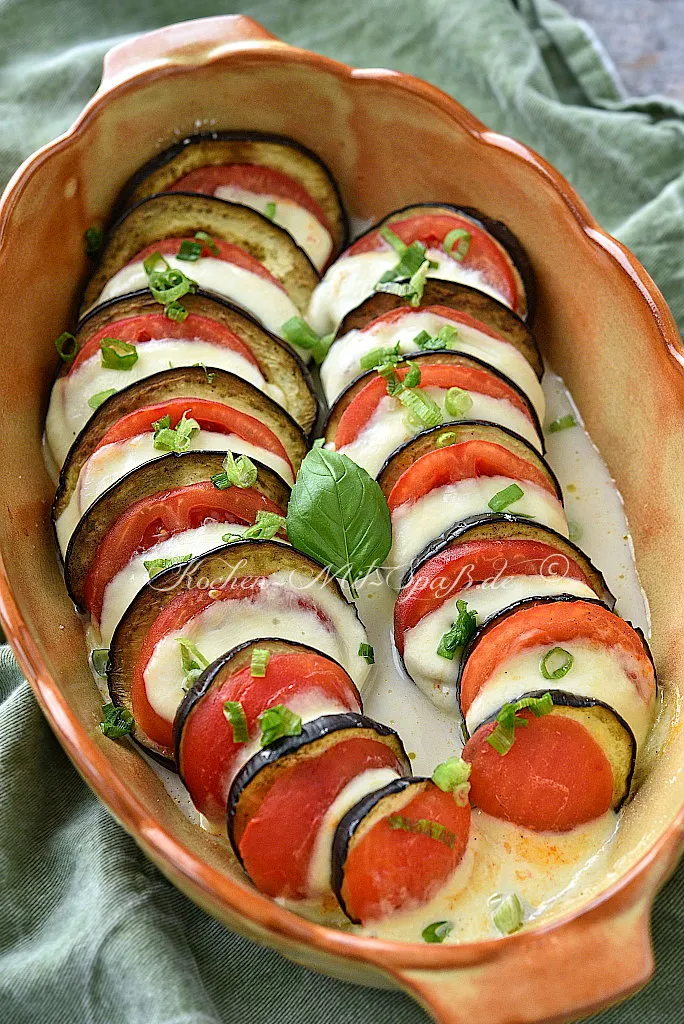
[174,638,363,785]
[64,451,290,611]
[116,130,348,259]
[335,280,542,378]
[472,690,637,812]
[226,712,411,862]
[68,290,320,435]
[401,512,614,605]
[331,776,428,921]
[376,421,563,501]
[107,542,365,766]
[81,192,319,315]
[54,365,307,524]
[324,351,544,453]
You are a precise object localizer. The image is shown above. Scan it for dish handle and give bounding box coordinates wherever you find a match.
[100,15,280,88]
[390,886,657,1024]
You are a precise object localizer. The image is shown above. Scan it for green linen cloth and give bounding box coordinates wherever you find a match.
[1,1,682,1021]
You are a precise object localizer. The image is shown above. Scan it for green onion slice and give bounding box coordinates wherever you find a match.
[422,920,453,944]
[165,300,189,322]
[487,483,525,513]
[548,414,577,433]
[568,520,583,543]
[258,704,303,746]
[87,388,117,410]
[211,451,258,491]
[490,892,524,935]
[100,338,139,371]
[194,231,219,255]
[99,703,134,739]
[177,239,203,262]
[398,387,442,428]
[250,648,271,677]
[436,600,477,660]
[152,411,200,453]
[143,554,192,579]
[223,700,249,743]
[358,642,374,664]
[55,331,79,363]
[444,387,473,419]
[359,344,402,371]
[436,430,458,448]
[540,647,574,680]
[84,225,104,257]
[486,692,554,755]
[387,815,457,849]
[443,228,471,262]
[403,364,421,388]
[223,511,286,544]
[264,201,277,220]
[178,638,209,691]
[432,756,471,793]
[91,649,109,676]
[281,316,334,365]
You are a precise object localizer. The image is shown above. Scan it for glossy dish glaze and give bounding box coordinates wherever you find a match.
[0,16,683,1024]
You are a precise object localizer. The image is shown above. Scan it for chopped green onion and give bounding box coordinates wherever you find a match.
[407,259,431,307]
[264,201,277,220]
[376,226,437,306]
[152,411,200,453]
[99,703,134,739]
[540,647,574,680]
[178,638,209,691]
[487,483,525,513]
[380,225,408,255]
[100,338,139,371]
[55,331,79,363]
[164,300,189,322]
[359,344,402,371]
[403,364,421,388]
[91,649,109,676]
[486,692,554,755]
[258,704,303,746]
[211,451,258,490]
[358,642,375,664]
[87,388,117,410]
[194,231,219,255]
[144,251,197,309]
[444,387,473,419]
[436,600,477,659]
[143,251,166,275]
[379,364,404,396]
[398,386,443,428]
[443,228,471,262]
[143,554,192,579]
[548,414,577,433]
[437,324,459,346]
[432,756,471,793]
[568,520,583,543]
[412,322,459,351]
[490,892,524,935]
[223,510,286,544]
[223,700,249,743]
[435,431,458,447]
[84,225,104,258]
[194,362,215,384]
[281,316,334,365]
[387,815,457,849]
[177,239,204,262]
[422,920,453,943]
[250,648,271,677]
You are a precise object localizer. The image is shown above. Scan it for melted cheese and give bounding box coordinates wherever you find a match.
[335,388,540,478]
[320,309,544,419]
[93,256,300,340]
[45,337,287,468]
[465,642,653,748]
[143,570,370,723]
[402,577,597,711]
[309,249,509,337]
[387,478,568,587]
[214,186,332,270]
[55,430,293,555]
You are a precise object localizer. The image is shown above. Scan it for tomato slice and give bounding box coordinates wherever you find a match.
[169,163,332,233]
[84,481,286,622]
[237,737,405,899]
[387,440,556,512]
[346,215,520,313]
[129,237,284,289]
[340,782,471,923]
[394,540,595,652]
[179,652,362,823]
[463,711,614,831]
[131,578,334,752]
[92,397,292,470]
[69,313,260,376]
[459,600,656,716]
[335,364,533,448]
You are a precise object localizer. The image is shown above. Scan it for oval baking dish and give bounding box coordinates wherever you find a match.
[0,15,682,1024]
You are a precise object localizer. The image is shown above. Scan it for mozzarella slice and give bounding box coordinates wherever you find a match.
[320,309,544,419]
[334,388,540,478]
[214,186,333,270]
[143,570,371,724]
[307,768,401,896]
[464,642,654,750]
[55,430,293,555]
[46,337,287,469]
[402,577,597,711]
[93,255,301,340]
[309,249,509,337]
[387,477,568,587]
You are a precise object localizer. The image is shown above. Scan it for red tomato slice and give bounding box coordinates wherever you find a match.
[394,540,595,653]
[130,237,284,290]
[340,782,471,923]
[84,480,286,622]
[335,364,533,449]
[357,304,516,344]
[169,164,332,233]
[179,652,362,823]
[463,711,614,831]
[346,215,520,313]
[131,577,335,752]
[69,313,260,376]
[459,600,656,717]
[92,397,292,471]
[237,737,405,899]
[387,440,556,512]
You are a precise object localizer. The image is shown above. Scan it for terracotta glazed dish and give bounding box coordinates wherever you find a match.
[0,15,683,1023]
